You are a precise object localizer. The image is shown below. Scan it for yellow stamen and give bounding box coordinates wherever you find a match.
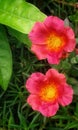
[40,84,58,102]
[47,33,64,51]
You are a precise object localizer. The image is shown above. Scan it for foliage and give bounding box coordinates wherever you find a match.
[0,0,46,90]
[0,26,12,90]
[0,0,78,129]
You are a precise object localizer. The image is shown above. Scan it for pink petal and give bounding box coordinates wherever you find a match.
[29,22,49,45]
[44,16,64,32]
[47,53,60,64]
[58,84,73,106]
[39,102,59,117]
[63,27,76,52]
[46,49,64,64]
[45,69,66,84]
[26,72,45,94]
[31,44,48,59]
[64,27,75,39]
[27,95,59,117]
[27,95,41,110]
[64,39,76,52]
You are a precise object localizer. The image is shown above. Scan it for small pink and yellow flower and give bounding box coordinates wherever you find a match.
[29,16,76,64]
[25,69,73,117]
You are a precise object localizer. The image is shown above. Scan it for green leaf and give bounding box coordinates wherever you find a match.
[8,110,15,129]
[69,12,78,22]
[69,65,78,77]
[8,27,31,48]
[0,0,46,34]
[71,55,78,64]
[68,77,78,95]
[64,121,78,129]
[52,59,71,74]
[0,25,12,90]
[18,111,28,130]
[76,38,78,44]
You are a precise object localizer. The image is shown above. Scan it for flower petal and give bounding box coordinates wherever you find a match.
[45,69,66,84]
[64,27,75,39]
[44,16,64,32]
[63,27,76,52]
[58,84,73,106]
[31,44,48,59]
[26,72,45,94]
[39,102,59,117]
[29,22,48,45]
[64,39,76,52]
[27,95,41,110]
[47,53,60,64]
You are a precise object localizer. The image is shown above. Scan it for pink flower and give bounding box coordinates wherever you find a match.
[25,69,73,117]
[29,16,76,64]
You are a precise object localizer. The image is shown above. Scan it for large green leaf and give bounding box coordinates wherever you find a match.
[0,25,12,90]
[0,0,46,34]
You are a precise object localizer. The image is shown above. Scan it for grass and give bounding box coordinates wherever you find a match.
[0,0,78,129]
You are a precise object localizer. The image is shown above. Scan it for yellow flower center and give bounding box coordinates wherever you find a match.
[47,33,65,51]
[40,84,58,102]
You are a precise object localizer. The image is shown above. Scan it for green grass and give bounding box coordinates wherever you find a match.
[0,0,78,129]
